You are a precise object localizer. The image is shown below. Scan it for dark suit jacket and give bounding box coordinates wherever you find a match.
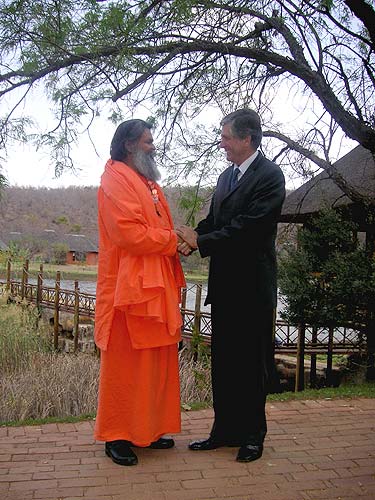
[196,151,286,308]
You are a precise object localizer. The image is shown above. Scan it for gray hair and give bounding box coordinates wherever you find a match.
[221,108,262,149]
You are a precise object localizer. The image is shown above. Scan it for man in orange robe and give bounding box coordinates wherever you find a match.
[94,119,186,466]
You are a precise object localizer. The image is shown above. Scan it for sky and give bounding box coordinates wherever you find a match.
[3,99,130,189]
[4,131,109,189]
[2,89,154,189]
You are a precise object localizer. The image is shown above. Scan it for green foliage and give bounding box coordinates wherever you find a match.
[53,215,69,225]
[0,302,51,374]
[190,327,210,362]
[298,209,358,268]
[279,209,375,329]
[51,242,69,264]
[178,186,207,227]
[2,0,374,195]
[6,241,30,261]
[320,0,334,10]
[70,223,81,233]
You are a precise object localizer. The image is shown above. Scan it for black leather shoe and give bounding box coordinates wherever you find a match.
[148,437,175,449]
[188,437,226,451]
[236,444,263,463]
[105,440,138,466]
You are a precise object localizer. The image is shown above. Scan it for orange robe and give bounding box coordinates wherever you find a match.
[94,159,186,446]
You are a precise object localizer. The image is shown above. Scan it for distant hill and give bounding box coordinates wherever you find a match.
[0,186,99,243]
[0,185,292,264]
[0,185,212,246]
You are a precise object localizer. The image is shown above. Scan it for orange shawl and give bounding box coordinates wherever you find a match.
[94,159,186,350]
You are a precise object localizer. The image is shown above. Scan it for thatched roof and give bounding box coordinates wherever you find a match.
[280,145,375,223]
[0,230,98,253]
[1,229,60,246]
[62,234,98,253]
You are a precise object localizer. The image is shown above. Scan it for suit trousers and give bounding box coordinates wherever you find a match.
[209,301,275,446]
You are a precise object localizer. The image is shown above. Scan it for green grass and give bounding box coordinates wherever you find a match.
[2,262,208,283]
[1,260,210,283]
[0,261,98,281]
[267,382,375,402]
[184,272,208,282]
[186,382,375,411]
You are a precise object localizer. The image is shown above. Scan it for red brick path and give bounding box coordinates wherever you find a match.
[1,398,374,500]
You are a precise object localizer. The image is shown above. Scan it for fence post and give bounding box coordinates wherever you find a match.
[192,283,202,361]
[73,280,80,352]
[310,326,318,388]
[21,259,29,300]
[194,283,202,334]
[326,326,334,386]
[295,323,306,391]
[53,271,61,350]
[6,259,11,291]
[36,264,43,312]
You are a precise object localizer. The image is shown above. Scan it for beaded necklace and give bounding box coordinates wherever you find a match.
[144,178,161,217]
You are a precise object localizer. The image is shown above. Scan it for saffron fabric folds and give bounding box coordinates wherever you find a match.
[94,309,181,445]
[94,159,186,445]
[94,159,186,351]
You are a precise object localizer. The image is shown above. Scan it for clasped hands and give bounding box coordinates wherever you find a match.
[175,225,198,256]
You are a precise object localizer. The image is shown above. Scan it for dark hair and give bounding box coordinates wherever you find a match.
[110,119,153,161]
[220,108,262,149]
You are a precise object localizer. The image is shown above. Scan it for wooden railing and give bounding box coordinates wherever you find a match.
[0,259,366,392]
[4,279,96,317]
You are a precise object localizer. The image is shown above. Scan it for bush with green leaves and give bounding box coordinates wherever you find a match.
[51,242,69,265]
[278,209,375,331]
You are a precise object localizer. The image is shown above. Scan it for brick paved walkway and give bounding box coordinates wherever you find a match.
[1,398,374,500]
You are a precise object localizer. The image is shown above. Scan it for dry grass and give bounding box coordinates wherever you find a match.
[0,299,51,373]
[1,352,100,422]
[0,298,212,424]
[179,346,212,407]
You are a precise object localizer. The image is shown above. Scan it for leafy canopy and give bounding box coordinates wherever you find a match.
[0,0,374,202]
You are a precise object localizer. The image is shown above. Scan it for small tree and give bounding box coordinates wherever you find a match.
[51,243,69,265]
[5,241,30,262]
[278,209,375,378]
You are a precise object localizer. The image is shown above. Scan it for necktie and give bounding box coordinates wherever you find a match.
[230,167,240,190]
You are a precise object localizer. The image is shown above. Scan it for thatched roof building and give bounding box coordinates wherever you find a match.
[62,234,97,253]
[0,229,98,265]
[279,145,375,252]
[279,145,375,230]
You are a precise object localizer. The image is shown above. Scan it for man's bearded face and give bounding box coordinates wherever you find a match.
[132,148,161,182]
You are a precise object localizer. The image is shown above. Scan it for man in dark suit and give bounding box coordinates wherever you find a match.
[177,108,286,462]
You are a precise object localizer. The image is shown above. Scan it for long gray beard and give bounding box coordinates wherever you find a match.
[132,149,161,182]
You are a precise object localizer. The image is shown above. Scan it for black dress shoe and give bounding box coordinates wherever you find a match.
[105,440,138,466]
[148,437,175,449]
[188,437,226,451]
[236,444,263,463]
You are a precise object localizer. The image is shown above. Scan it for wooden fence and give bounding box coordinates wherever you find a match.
[0,260,366,392]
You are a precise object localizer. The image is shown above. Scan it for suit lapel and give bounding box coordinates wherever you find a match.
[213,152,265,216]
[237,151,262,186]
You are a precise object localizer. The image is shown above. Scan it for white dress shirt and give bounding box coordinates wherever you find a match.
[233,150,259,181]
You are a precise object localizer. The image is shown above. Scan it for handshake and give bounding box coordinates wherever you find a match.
[175,225,198,256]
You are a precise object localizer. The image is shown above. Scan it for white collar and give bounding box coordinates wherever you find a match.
[234,150,258,178]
